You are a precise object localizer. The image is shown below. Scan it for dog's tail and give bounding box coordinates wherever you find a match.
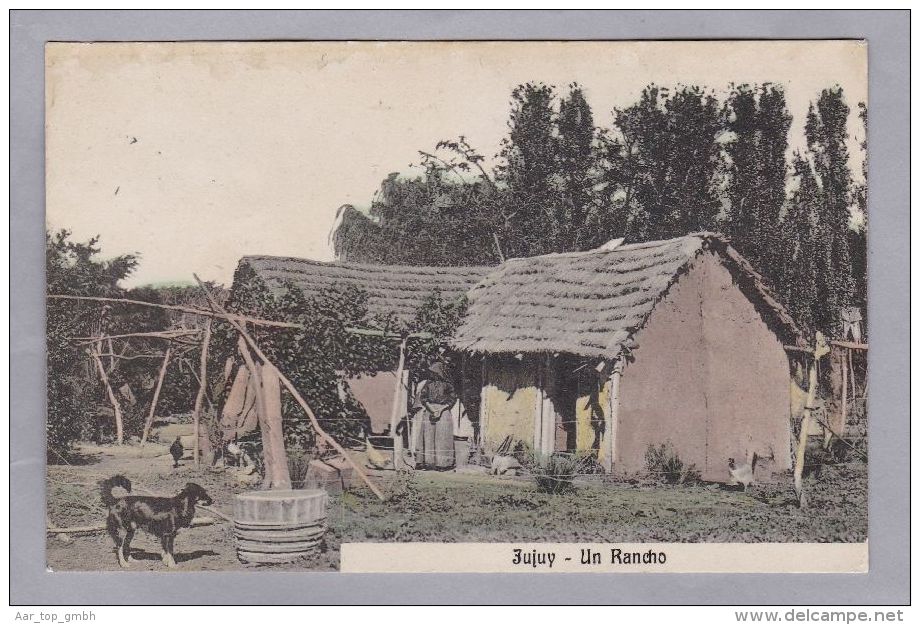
[100,474,132,507]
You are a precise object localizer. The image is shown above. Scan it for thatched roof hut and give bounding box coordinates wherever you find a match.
[452,233,801,359]
[235,255,490,325]
[228,234,803,482]
[226,256,490,442]
[454,234,803,482]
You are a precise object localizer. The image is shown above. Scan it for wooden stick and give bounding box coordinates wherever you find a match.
[192,319,212,466]
[71,329,201,344]
[793,356,819,508]
[50,294,302,329]
[193,275,386,500]
[829,339,868,351]
[390,338,408,469]
[141,347,172,445]
[87,345,124,445]
[235,336,275,489]
[48,516,217,536]
[839,350,849,441]
[106,336,116,373]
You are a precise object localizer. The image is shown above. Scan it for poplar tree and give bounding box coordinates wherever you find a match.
[495,82,560,258]
[556,83,598,251]
[780,154,820,334]
[805,87,855,335]
[723,84,791,287]
[612,85,722,241]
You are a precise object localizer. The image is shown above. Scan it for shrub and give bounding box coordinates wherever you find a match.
[645,443,700,485]
[386,468,422,511]
[286,448,314,489]
[532,453,579,494]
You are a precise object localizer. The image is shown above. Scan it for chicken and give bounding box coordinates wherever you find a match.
[170,436,184,468]
[364,433,392,469]
[728,453,758,491]
[490,455,522,476]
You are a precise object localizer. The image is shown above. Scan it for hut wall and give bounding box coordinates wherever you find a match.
[614,259,709,477]
[480,356,538,454]
[698,253,792,477]
[615,253,791,481]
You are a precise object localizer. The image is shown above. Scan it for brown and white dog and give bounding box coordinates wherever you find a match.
[100,475,213,568]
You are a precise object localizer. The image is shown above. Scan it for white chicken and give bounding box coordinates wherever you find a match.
[728,453,758,491]
[364,433,393,470]
[490,455,522,476]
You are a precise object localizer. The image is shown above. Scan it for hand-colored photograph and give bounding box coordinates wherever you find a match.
[45,40,868,572]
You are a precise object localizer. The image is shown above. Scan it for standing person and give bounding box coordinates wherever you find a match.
[411,359,457,469]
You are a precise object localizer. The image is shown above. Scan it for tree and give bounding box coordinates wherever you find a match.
[556,84,599,251]
[805,87,856,335]
[495,82,560,258]
[779,154,820,334]
[611,85,723,241]
[849,101,868,313]
[46,230,138,457]
[723,84,792,286]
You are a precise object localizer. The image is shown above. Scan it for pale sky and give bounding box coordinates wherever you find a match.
[46,41,867,288]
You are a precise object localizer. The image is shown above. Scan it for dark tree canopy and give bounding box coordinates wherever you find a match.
[332,80,867,340]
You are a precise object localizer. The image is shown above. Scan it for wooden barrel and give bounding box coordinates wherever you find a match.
[233,489,327,564]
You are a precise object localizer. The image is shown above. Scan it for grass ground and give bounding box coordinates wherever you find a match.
[46,442,867,572]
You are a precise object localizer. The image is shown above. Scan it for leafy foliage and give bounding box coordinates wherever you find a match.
[644,443,701,485]
[723,83,791,287]
[215,265,470,455]
[332,80,867,341]
[532,453,579,494]
[46,230,139,457]
[611,85,723,241]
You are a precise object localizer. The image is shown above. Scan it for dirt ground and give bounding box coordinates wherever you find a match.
[46,442,867,572]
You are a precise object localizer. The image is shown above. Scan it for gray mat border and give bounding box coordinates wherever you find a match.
[10,10,909,605]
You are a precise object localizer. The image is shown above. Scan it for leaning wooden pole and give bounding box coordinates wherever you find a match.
[389,338,408,469]
[235,335,283,489]
[193,275,385,500]
[793,332,828,509]
[87,345,124,445]
[141,347,172,446]
[192,319,212,465]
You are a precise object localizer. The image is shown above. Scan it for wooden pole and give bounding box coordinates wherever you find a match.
[794,357,819,508]
[141,347,172,446]
[192,319,212,466]
[258,359,292,488]
[193,275,385,500]
[838,350,849,444]
[605,360,624,474]
[50,294,301,329]
[235,336,278,489]
[87,345,124,445]
[389,338,408,469]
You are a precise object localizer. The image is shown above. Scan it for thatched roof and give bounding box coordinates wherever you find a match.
[236,256,491,325]
[451,233,802,359]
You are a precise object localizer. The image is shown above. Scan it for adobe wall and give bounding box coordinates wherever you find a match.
[480,355,539,454]
[615,252,791,481]
[614,257,710,476]
[698,252,792,478]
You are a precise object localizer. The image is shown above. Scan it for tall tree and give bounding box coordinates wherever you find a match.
[849,101,868,313]
[612,85,723,241]
[780,154,820,334]
[494,82,560,258]
[723,84,792,286]
[805,87,856,334]
[46,230,139,457]
[556,83,598,251]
